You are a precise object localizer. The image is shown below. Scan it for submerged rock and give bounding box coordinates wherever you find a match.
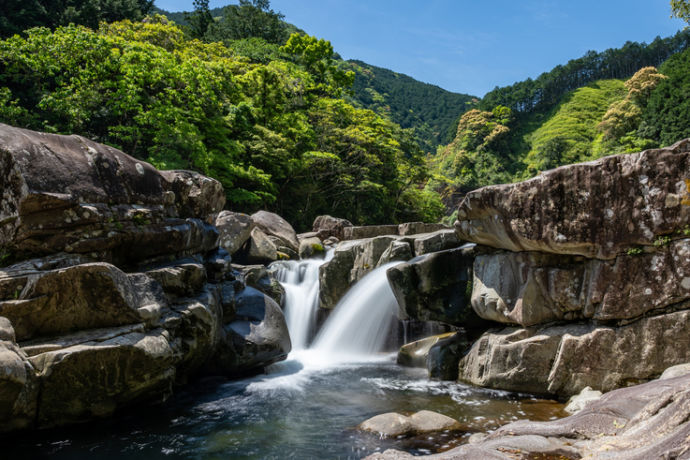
[359,410,459,438]
[367,374,690,460]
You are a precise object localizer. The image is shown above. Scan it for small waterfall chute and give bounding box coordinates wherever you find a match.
[310,262,401,360]
[270,250,333,350]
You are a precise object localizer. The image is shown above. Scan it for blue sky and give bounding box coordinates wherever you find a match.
[155,1,686,97]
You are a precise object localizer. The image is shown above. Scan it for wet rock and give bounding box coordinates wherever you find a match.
[318,241,359,310]
[398,222,449,236]
[0,262,166,341]
[232,264,285,306]
[397,333,456,368]
[459,308,690,396]
[299,236,325,260]
[359,412,412,437]
[359,410,459,438]
[454,139,690,259]
[246,228,277,264]
[312,215,353,240]
[211,287,291,375]
[160,169,225,219]
[377,240,413,266]
[472,239,690,327]
[29,329,176,427]
[426,332,471,381]
[386,247,482,327]
[351,236,399,281]
[251,210,299,252]
[215,211,254,256]
[343,225,399,240]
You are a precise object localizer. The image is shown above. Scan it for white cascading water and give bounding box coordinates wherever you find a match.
[310,262,401,360]
[270,250,333,350]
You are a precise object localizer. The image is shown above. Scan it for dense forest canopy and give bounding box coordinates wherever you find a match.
[0,9,444,228]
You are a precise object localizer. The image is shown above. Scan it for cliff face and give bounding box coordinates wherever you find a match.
[453,139,690,396]
[0,124,291,431]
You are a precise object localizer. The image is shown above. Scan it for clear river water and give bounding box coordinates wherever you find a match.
[6,255,565,459]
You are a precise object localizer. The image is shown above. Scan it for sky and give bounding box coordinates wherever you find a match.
[154,0,686,97]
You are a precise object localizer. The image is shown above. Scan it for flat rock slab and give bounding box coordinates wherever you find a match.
[455,139,690,259]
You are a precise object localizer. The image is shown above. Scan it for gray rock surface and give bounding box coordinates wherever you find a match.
[459,308,690,396]
[359,410,459,438]
[251,210,299,252]
[246,228,278,264]
[298,236,325,260]
[397,333,456,368]
[312,215,352,240]
[454,139,690,260]
[472,240,690,327]
[215,211,253,256]
[343,225,399,240]
[365,374,690,460]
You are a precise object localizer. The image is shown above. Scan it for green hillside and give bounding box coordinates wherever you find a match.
[345,60,477,153]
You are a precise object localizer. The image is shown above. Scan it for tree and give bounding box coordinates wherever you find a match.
[185,0,212,39]
[671,0,690,23]
[205,0,288,44]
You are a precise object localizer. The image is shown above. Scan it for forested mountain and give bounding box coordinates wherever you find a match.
[154,3,476,154]
[432,28,690,211]
[345,60,476,153]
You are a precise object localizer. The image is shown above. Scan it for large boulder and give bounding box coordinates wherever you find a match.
[459,308,690,396]
[245,228,278,264]
[211,287,291,375]
[0,262,167,341]
[0,123,221,264]
[455,139,690,259]
[312,215,353,240]
[215,211,253,256]
[386,246,483,327]
[472,239,690,326]
[29,329,176,427]
[160,169,225,219]
[250,210,299,252]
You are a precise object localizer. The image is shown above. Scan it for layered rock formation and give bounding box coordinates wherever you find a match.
[0,124,291,431]
[453,140,690,397]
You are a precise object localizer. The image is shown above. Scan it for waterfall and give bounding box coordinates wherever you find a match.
[310,262,401,359]
[270,250,333,350]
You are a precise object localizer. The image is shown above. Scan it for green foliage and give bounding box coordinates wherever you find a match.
[185,0,212,39]
[523,80,626,173]
[671,0,690,23]
[653,235,672,247]
[345,60,477,154]
[0,19,441,230]
[0,0,154,37]
[641,47,690,146]
[626,247,644,256]
[205,0,289,45]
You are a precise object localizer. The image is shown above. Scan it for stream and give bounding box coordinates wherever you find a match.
[7,255,565,459]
